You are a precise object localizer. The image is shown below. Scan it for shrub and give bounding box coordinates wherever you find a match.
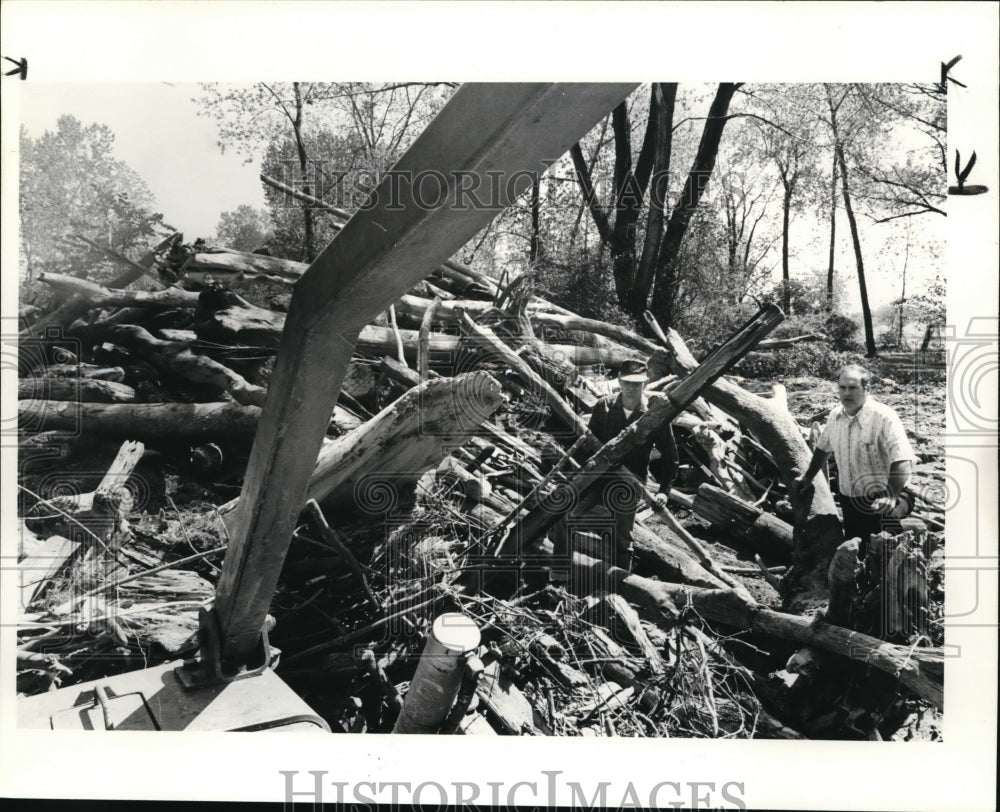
[534,252,635,329]
[823,312,860,351]
[733,345,881,381]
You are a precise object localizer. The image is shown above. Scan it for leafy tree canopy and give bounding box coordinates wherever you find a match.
[19,115,171,288]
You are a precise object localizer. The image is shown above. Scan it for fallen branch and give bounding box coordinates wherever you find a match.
[103,324,265,406]
[72,234,166,286]
[305,500,380,612]
[20,233,180,342]
[751,334,825,351]
[38,273,199,309]
[606,593,666,676]
[460,311,594,442]
[418,296,443,382]
[387,305,407,367]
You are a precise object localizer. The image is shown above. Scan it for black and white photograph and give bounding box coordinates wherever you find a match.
[1,3,996,810]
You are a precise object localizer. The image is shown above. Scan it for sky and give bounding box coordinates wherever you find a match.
[17,81,947,319]
[19,82,266,240]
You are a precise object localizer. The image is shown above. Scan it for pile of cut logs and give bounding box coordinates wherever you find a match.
[15,233,943,739]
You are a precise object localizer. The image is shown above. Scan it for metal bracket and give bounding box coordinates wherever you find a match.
[175,606,279,690]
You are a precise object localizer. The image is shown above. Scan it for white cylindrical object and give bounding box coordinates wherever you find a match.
[392,613,481,734]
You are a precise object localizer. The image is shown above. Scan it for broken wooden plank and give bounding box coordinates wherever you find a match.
[19,527,79,612]
[46,440,146,514]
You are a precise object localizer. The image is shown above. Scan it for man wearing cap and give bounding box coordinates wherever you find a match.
[792,364,917,547]
[552,362,679,572]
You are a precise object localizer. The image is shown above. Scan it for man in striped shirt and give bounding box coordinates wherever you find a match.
[792,364,917,546]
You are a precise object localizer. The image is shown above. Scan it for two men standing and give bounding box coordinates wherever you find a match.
[553,362,915,576]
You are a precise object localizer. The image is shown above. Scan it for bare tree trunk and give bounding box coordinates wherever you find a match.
[650,83,741,330]
[630,83,677,317]
[826,151,838,311]
[836,143,876,356]
[780,171,793,313]
[529,174,540,265]
[609,101,640,302]
[571,90,661,312]
[292,82,316,262]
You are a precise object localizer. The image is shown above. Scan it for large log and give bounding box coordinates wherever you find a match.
[307,372,504,508]
[569,553,943,709]
[500,305,784,556]
[215,372,504,524]
[691,483,795,559]
[631,522,726,589]
[18,377,137,404]
[655,329,842,615]
[103,325,265,407]
[19,400,262,437]
[38,273,199,309]
[180,249,307,286]
[19,400,363,439]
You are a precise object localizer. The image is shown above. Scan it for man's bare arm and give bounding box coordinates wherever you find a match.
[871,460,912,513]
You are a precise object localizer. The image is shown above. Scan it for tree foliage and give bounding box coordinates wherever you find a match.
[213,205,272,252]
[195,82,453,261]
[19,115,170,290]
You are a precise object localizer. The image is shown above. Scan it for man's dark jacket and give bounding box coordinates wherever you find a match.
[588,393,679,490]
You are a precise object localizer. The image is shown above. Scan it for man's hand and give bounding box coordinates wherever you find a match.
[871,494,897,514]
[653,491,669,511]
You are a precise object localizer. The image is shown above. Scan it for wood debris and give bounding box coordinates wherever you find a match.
[15,239,945,739]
